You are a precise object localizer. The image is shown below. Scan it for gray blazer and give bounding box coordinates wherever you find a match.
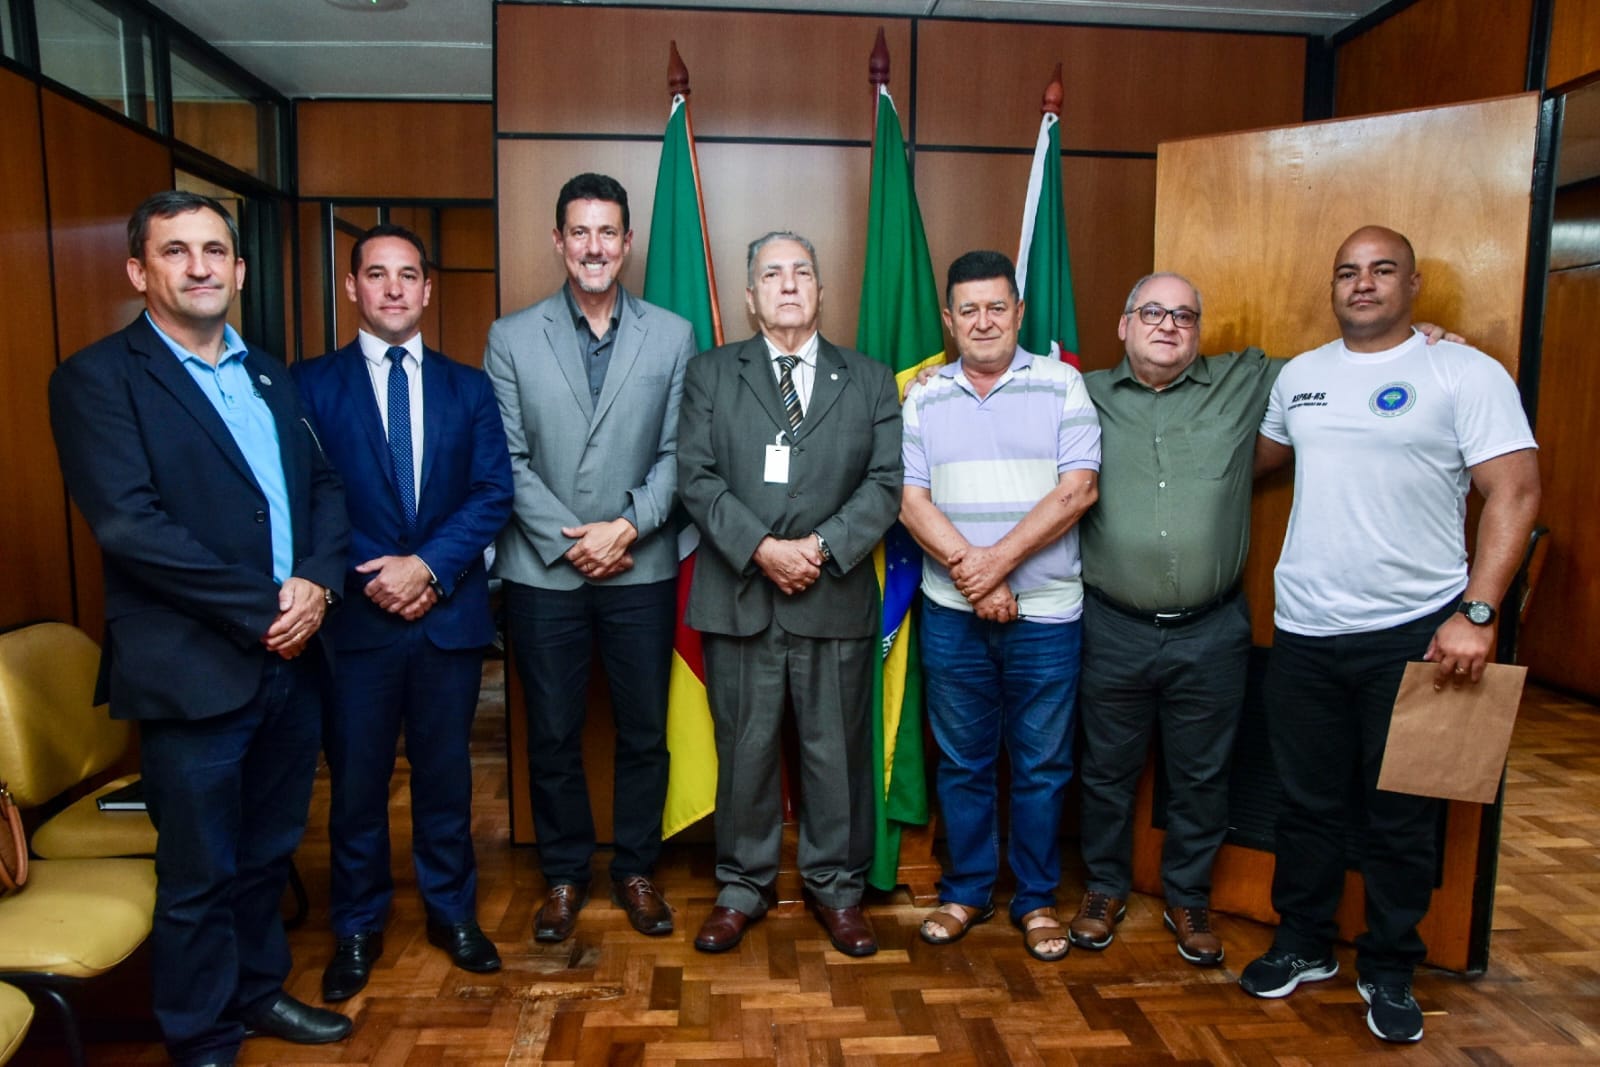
[678,334,902,639]
[485,287,695,589]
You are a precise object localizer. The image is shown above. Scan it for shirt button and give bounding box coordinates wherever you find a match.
[1154,435,1162,443]
[254,510,266,523]
[1158,481,1166,488]
[1160,530,1168,537]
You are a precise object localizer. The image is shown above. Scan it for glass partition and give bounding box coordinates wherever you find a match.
[34,0,155,124]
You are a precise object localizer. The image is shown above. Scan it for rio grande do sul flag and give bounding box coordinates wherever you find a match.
[642,84,723,838]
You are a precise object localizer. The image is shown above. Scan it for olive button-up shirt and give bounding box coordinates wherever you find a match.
[1080,347,1282,612]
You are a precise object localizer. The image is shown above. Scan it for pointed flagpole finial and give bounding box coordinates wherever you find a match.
[668,40,690,99]
[869,27,890,89]
[1041,63,1063,117]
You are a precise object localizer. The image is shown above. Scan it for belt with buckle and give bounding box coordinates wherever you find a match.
[1086,584,1241,629]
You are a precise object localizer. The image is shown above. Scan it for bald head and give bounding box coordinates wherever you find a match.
[1331,225,1421,352]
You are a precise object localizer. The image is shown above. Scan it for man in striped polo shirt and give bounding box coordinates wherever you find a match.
[900,250,1102,962]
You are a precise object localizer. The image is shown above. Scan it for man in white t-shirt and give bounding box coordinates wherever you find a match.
[1242,226,1540,1044]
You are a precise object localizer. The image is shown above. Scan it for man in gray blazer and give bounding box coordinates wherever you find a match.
[485,173,696,943]
[678,231,903,957]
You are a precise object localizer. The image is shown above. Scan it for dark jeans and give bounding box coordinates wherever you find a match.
[503,578,675,885]
[1263,602,1454,983]
[325,631,484,935]
[140,654,321,1066]
[920,601,1081,922]
[1077,593,1251,906]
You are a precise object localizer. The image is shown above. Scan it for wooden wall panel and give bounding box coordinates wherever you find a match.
[1549,0,1600,89]
[497,7,909,141]
[297,201,329,361]
[42,89,172,639]
[437,271,496,367]
[296,102,492,200]
[0,70,73,629]
[916,22,1306,153]
[441,207,495,270]
[1335,0,1533,117]
[915,153,1156,372]
[172,99,260,180]
[1519,264,1600,697]
[1150,94,1540,969]
[497,139,870,344]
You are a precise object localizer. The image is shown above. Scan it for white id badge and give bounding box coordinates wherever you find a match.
[764,441,791,483]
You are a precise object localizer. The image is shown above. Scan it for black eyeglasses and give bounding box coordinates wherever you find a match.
[1129,303,1199,329]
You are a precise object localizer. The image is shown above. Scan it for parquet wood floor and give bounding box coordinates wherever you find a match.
[19,667,1600,1065]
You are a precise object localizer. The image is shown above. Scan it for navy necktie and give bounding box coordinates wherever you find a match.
[386,347,416,529]
[776,355,803,431]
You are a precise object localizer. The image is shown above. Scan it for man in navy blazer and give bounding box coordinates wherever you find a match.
[48,191,351,1066]
[293,224,513,1000]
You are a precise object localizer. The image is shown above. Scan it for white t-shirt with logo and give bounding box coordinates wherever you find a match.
[1260,330,1536,636]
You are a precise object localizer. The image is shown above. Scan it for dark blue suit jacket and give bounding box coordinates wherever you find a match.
[292,340,512,652]
[48,314,349,721]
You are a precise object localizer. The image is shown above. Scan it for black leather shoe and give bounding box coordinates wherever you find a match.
[321,931,383,1002]
[427,918,502,973]
[242,993,352,1044]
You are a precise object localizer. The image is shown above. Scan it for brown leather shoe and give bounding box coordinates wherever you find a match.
[1068,891,1126,951]
[1164,905,1224,966]
[534,883,589,943]
[612,875,673,936]
[814,904,878,957]
[694,905,757,953]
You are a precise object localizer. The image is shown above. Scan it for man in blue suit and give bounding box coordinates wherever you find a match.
[294,224,513,1001]
[49,191,351,1066]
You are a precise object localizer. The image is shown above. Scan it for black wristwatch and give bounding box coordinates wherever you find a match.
[1457,600,1495,626]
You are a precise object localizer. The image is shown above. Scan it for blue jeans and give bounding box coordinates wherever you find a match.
[920,600,1081,921]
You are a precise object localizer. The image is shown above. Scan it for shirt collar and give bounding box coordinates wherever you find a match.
[563,283,627,336]
[940,345,1036,383]
[761,330,820,366]
[145,311,248,367]
[1107,351,1212,391]
[358,330,423,368]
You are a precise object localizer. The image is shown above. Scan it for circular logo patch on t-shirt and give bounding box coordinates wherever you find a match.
[1369,382,1416,417]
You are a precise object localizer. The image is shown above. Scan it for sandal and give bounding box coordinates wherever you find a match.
[919,901,996,945]
[1014,906,1070,962]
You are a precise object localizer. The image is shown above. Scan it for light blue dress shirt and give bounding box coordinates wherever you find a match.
[145,312,293,584]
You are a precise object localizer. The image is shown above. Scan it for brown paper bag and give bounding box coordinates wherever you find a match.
[1376,662,1527,804]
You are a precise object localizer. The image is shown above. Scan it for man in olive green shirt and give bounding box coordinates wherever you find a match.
[1068,272,1275,967]
[1068,272,1453,967]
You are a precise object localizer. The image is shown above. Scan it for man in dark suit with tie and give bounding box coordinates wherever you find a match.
[292,224,513,1001]
[48,190,351,1066]
[485,173,696,943]
[678,231,903,957]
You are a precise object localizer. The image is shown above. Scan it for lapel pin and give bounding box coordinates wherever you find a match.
[258,374,272,386]
[830,372,839,380]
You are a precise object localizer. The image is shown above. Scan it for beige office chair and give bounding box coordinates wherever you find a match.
[0,623,157,861]
[0,624,157,1067]
[0,621,308,925]
[0,983,33,1066]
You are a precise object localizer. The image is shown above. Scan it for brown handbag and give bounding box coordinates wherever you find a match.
[0,781,27,894]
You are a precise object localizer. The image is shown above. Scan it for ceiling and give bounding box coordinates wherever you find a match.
[142,0,1390,101]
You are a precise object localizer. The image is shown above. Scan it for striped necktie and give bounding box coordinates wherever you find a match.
[776,354,802,431]
[386,347,417,529]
